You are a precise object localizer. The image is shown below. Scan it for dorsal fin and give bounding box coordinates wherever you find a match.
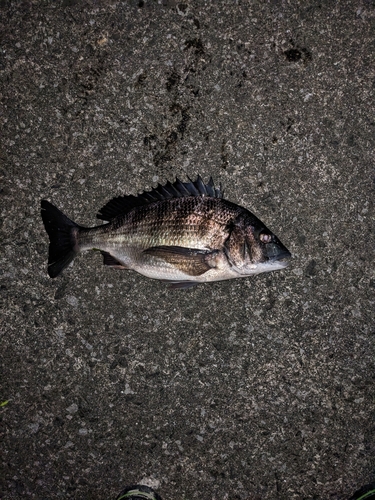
[97,175,224,221]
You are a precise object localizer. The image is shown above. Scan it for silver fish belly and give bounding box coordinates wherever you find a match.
[41,176,291,288]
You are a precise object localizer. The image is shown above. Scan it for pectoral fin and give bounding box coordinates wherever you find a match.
[143,245,218,276]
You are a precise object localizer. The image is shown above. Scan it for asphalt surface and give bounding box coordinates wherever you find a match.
[1,1,374,499]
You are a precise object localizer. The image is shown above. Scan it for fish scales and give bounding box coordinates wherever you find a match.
[79,197,239,252]
[41,176,291,288]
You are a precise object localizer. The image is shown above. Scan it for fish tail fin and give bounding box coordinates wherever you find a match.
[41,200,82,278]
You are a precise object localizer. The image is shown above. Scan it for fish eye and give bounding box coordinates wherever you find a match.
[260,233,272,243]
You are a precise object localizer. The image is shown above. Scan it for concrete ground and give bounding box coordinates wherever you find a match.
[1,1,374,499]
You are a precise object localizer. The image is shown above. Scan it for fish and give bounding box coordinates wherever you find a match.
[41,176,291,289]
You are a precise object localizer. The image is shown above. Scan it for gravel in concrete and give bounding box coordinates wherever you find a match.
[1,1,374,499]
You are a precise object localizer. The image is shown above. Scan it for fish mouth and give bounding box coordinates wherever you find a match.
[264,239,292,263]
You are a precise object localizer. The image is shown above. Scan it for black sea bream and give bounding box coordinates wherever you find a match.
[41,176,291,289]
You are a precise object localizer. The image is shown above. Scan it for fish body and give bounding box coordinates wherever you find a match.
[41,177,291,288]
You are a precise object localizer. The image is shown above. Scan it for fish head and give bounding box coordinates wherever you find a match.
[224,213,291,276]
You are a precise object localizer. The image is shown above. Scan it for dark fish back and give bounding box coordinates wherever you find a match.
[109,196,243,247]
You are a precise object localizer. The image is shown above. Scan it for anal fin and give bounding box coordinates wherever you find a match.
[101,251,128,269]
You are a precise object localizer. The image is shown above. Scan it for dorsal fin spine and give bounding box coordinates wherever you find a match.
[96,176,224,221]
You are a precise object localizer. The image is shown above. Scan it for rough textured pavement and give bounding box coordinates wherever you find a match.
[1,1,374,499]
